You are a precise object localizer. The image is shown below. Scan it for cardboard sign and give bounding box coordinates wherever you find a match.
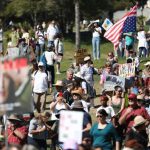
[0,57,33,115]
[59,110,83,144]
[119,63,135,78]
[7,47,19,58]
[102,18,113,31]
[74,49,89,64]
[104,75,125,91]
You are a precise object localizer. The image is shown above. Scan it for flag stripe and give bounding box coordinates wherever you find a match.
[104,5,137,49]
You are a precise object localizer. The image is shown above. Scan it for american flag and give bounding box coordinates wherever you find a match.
[104,5,137,50]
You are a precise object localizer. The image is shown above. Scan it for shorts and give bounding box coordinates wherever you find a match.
[57,54,63,63]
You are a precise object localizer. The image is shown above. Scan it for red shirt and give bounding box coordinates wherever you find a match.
[121,106,150,132]
[7,125,28,145]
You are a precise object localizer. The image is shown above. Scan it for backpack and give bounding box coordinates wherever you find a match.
[40,52,47,67]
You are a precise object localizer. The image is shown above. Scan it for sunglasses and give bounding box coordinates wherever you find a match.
[97,115,103,118]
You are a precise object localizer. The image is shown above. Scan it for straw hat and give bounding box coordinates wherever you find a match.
[71,89,83,97]
[84,56,91,62]
[8,114,22,122]
[137,95,144,100]
[133,115,146,127]
[38,62,44,67]
[144,61,150,66]
[53,80,63,86]
[74,72,83,79]
[72,101,84,109]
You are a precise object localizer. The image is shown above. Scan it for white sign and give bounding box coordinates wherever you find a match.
[119,63,135,78]
[104,75,125,91]
[102,18,113,31]
[7,47,19,58]
[59,110,84,144]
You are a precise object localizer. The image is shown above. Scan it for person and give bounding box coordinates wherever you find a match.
[50,92,70,120]
[90,109,120,150]
[124,32,135,57]
[44,43,57,85]
[33,62,48,112]
[71,100,92,140]
[35,26,46,61]
[88,22,102,60]
[80,56,95,107]
[119,93,150,133]
[96,95,115,123]
[21,28,30,45]
[137,27,148,58]
[27,112,47,150]
[63,68,74,88]
[71,89,89,112]
[125,115,148,149]
[47,20,59,45]
[111,86,125,114]
[54,33,64,74]
[7,114,28,146]
[106,52,118,66]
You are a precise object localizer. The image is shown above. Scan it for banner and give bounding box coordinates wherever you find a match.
[0,57,33,115]
[59,110,83,144]
[104,75,125,91]
[119,63,135,78]
[102,18,113,31]
[7,47,19,58]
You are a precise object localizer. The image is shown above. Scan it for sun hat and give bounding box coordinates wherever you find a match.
[144,61,150,66]
[38,62,44,67]
[71,89,83,97]
[53,80,63,86]
[133,115,146,127]
[74,72,83,79]
[84,56,91,62]
[8,114,22,122]
[71,100,84,109]
[128,93,137,100]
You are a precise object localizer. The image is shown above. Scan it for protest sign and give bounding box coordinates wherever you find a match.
[104,75,125,91]
[0,57,33,115]
[7,47,19,58]
[59,110,83,144]
[102,18,113,31]
[119,63,135,78]
[74,49,89,64]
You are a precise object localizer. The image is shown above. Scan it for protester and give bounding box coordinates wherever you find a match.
[90,109,120,150]
[7,114,28,146]
[33,62,48,112]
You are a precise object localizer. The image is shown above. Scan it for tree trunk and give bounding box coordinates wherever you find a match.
[75,0,80,50]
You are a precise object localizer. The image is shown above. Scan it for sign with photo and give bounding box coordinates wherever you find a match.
[0,57,33,115]
[7,47,19,58]
[104,75,125,91]
[59,110,83,144]
[102,18,113,31]
[119,63,135,78]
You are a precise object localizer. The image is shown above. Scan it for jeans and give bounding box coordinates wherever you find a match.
[35,43,45,62]
[139,47,147,57]
[92,36,100,59]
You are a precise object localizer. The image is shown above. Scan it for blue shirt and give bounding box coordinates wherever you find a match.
[90,122,120,150]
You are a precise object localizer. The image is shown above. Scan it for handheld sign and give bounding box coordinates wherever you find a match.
[102,18,113,31]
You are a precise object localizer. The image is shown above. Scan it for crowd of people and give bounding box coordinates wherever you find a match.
[0,19,149,150]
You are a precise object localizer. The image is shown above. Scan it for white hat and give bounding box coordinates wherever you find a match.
[74,72,83,79]
[84,56,91,62]
[144,61,150,66]
[38,62,44,67]
[133,115,146,127]
[53,80,63,86]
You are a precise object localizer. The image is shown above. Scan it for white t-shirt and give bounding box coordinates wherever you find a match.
[36,30,46,44]
[33,71,48,93]
[92,27,101,37]
[137,31,148,49]
[45,51,57,66]
[47,25,59,41]
[96,106,115,123]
